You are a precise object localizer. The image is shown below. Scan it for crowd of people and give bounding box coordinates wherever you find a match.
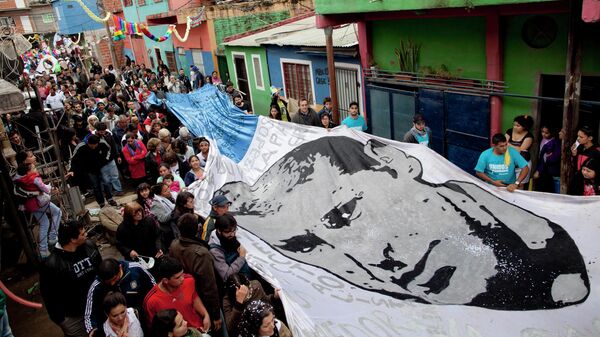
[7,54,292,337]
[474,115,599,195]
[4,44,600,337]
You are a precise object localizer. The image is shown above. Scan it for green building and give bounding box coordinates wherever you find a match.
[315,0,600,175]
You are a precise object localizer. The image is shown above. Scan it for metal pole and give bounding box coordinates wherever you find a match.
[324,26,340,124]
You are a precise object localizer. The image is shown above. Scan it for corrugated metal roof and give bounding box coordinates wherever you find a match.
[223,16,357,48]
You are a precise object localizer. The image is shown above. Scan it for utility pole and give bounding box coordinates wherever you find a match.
[560,0,583,194]
[97,0,118,68]
[324,26,339,124]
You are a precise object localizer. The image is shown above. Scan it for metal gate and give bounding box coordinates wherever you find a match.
[336,66,360,121]
[367,85,490,175]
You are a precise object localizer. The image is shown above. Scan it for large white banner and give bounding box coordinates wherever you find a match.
[190,116,600,337]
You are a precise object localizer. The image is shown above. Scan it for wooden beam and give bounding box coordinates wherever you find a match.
[325,26,340,124]
[560,0,583,194]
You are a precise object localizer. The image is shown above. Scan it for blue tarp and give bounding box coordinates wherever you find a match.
[150,85,258,163]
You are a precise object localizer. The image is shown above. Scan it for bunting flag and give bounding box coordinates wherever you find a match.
[189,6,205,28]
[111,14,189,42]
[148,85,600,337]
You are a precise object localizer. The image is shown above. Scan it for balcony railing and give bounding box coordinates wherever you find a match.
[363,68,506,96]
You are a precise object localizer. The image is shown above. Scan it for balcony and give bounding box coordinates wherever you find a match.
[363,68,506,96]
[315,0,558,15]
[146,0,208,25]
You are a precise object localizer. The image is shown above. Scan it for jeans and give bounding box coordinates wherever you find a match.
[88,173,112,205]
[32,202,61,253]
[100,160,122,193]
[553,176,561,194]
[0,312,14,337]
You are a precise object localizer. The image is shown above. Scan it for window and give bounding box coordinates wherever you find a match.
[191,49,205,75]
[138,0,145,6]
[123,0,132,6]
[252,54,264,91]
[0,17,15,27]
[282,61,314,104]
[42,13,54,23]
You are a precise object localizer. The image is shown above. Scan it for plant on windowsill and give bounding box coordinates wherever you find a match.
[394,39,421,81]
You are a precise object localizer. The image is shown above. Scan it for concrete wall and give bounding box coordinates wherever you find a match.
[370,17,487,79]
[122,0,169,68]
[368,14,600,131]
[30,6,57,34]
[315,0,558,14]
[225,46,272,116]
[52,0,103,34]
[503,13,600,128]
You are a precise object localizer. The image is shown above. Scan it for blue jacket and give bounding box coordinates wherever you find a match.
[84,261,155,334]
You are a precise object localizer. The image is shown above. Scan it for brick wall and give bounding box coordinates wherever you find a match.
[97,38,126,69]
[102,0,123,13]
[0,0,18,10]
[11,15,25,33]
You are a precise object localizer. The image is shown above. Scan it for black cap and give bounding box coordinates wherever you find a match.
[413,114,425,123]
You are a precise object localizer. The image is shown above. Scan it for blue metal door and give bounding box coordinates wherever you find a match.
[417,90,490,174]
[444,93,490,175]
[416,89,445,155]
[367,85,490,175]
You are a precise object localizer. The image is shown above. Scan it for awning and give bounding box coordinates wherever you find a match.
[223,15,357,48]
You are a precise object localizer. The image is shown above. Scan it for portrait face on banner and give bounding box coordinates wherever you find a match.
[220,136,589,310]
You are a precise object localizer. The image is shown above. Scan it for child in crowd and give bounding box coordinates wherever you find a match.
[163,174,181,193]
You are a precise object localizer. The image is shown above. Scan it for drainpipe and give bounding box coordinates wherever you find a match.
[485,12,503,138]
[324,26,339,124]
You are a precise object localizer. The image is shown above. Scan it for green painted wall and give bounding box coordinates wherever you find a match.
[224,46,272,116]
[371,14,600,131]
[214,11,290,52]
[371,17,487,79]
[316,0,557,14]
[503,14,600,129]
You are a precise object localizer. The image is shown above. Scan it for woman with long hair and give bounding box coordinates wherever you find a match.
[183,155,204,186]
[102,292,143,337]
[237,300,292,337]
[168,192,203,248]
[116,202,162,261]
[505,115,534,189]
[268,105,281,120]
[136,182,155,220]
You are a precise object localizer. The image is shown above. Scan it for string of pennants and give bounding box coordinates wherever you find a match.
[67,0,205,43]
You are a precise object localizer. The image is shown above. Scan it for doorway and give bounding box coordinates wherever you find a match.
[538,75,600,137]
[335,63,361,121]
[232,53,252,108]
[155,48,162,70]
[165,51,177,73]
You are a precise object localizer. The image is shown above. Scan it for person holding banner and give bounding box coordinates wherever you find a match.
[475,133,529,193]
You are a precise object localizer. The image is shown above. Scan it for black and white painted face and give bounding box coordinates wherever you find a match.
[221,137,589,310]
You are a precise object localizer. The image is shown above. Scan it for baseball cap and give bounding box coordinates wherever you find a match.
[413,114,426,123]
[210,195,231,207]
